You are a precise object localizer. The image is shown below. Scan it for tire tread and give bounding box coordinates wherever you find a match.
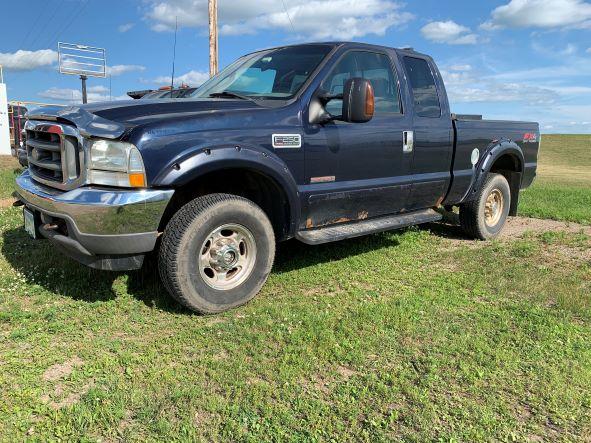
[158,193,273,313]
[460,173,508,240]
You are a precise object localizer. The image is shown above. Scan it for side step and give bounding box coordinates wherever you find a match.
[295,209,442,245]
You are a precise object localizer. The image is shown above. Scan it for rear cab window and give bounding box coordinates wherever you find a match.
[402,57,441,118]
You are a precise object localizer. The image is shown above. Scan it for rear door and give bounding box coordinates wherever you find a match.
[401,56,453,210]
[302,49,413,228]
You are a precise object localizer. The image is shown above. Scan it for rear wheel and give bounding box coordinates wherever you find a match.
[158,193,275,314]
[460,173,511,240]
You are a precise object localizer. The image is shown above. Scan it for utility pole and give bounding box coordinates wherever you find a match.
[208,0,218,77]
[80,75,88,104]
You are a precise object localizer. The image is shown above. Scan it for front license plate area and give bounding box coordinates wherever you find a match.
[23,208,37,239]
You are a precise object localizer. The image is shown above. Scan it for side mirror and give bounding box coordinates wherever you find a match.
[342,78,374,123]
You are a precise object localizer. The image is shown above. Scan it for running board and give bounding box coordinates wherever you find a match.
[295,209,442,245]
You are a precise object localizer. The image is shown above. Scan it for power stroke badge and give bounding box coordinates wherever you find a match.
[272,134,302,148]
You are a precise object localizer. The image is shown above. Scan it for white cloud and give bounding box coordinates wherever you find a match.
[449,64,472,71]
[561,44,577,55]
[0,49,58,71]
[488,57,591,81]
[587,47,591,53]
[153,70,210,86]
[145,0,414,39]
[420,21,478,45]
[118,23,135,33]
[441,68,559,104]
[38,86,128,103]
[482,0,591,30]
[107,64,146,76]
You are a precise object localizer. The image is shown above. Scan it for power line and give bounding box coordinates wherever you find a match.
[48,0,90,49]
[29,0,66,49]
[19,0,52,49]
[280,0,296,35]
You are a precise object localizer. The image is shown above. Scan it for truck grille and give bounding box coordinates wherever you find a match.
[25,121,83,190]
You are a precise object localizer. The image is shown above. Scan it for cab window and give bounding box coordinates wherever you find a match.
[321,51,401,116]
[403,57,441,118]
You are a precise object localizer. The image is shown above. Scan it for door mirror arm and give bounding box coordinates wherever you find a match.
[309,88,341,125]
[310,79,374,125]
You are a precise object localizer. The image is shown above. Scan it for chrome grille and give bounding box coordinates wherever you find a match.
[25,121,84,190]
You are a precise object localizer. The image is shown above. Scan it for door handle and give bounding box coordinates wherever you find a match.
[403,131,414,153]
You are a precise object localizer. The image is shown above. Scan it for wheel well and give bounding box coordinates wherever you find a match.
[158,169,292,240]
[489,153,523,216]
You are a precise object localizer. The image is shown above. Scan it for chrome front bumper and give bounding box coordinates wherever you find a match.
[15,170,174,269]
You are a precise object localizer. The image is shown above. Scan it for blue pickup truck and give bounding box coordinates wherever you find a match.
[15,42,539,313]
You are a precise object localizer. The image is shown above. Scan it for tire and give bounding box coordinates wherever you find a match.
[158,193,275,314]
[459,173,511,240]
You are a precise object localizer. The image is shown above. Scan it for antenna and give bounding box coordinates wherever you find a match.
[171,16,178,91]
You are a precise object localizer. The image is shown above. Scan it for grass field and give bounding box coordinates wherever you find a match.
[0,135,590,441]
[0,157,22,200]
[519,134,591,224]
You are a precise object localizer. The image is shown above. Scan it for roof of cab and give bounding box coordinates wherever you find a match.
[248,41,430,59]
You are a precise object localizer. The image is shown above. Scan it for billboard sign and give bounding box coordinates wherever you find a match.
[58,42,106,78]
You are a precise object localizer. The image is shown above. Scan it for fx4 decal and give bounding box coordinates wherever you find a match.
[523,133,538,143]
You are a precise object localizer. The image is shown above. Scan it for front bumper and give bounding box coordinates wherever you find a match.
[15,170,174,270]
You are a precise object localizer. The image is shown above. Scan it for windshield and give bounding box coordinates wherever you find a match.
[190,44,333,100]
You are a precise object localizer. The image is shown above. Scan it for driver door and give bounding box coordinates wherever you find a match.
[301,50,413,228]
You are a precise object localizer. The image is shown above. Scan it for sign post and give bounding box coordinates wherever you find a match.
[0,66,10,155]
[58,43,106,103]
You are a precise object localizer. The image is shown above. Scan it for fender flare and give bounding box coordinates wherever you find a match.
[461,139,524,206]
[152,144,301,236]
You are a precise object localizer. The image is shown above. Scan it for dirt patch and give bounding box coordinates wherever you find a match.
[203,317,227,327]
[117,410,134,435]
[336,365,357,380]
[0,198,16,208]
[42,356,84,382]
[41,382,94,410]
[212,349,229,361]
[500,217,591,239]
[312,374,331,395]
[427,215,590,246]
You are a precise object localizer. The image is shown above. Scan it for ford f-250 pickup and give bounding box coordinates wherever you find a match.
[15,42,539,313]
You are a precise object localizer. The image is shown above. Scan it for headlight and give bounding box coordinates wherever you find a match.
[88,139,146,188]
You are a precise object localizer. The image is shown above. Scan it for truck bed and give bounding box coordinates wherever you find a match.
[444,117,540,205]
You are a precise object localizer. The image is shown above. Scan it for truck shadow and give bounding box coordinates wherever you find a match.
[1,215,468,314]
[1,227,402,313]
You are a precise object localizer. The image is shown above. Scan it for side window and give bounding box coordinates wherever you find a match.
[321,53,357,115]
[321,51,401,116]
[403,57,441,118]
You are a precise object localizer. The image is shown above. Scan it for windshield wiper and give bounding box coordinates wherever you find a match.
[208,91,258,102]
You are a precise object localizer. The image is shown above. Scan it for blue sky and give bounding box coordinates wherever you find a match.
[1,0,590,133]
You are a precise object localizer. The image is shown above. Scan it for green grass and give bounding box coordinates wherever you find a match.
[0,204,590,441]
[0,135,590,440]
[519,134,591,224]
[0,157,22,200]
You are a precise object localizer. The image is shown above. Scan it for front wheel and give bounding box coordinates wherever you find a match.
[158,193,275,314]
[459,173,511,240]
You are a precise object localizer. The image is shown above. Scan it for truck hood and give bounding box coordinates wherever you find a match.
[27,99,261,139]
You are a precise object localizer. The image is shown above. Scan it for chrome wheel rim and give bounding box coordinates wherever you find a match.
[199,223,257,290]
[484,189,504,227]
